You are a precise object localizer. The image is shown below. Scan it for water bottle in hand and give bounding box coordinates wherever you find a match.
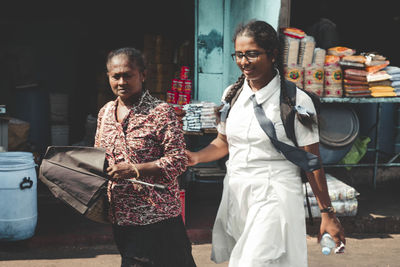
[320,233,336,255]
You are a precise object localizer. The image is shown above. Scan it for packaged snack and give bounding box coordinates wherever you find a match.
[339,61,365,69]
[282,27,306,39]
[327,46,356,57]
[284,65,304,89]
[344,69,368,77]
[365,60,390,73]
[324,55,340,66]
[304,64,324,96]
[341,55,367,64]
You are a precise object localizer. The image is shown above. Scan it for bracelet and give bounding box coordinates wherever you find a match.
[131,164,140,179]
[320,206,335,213]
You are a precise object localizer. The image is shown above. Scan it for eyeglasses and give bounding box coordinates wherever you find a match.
[231,51,266,62]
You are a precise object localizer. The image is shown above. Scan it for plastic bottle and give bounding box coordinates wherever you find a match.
[320,233,336,255]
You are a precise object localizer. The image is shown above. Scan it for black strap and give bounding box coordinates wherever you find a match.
[251,94,317,224]
[304,182,314,225]
[250,95,321,172]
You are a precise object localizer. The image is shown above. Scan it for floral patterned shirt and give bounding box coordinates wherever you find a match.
[95,90,188,226]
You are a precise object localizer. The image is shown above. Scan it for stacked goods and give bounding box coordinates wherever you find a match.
[340,52,393,97]
[340,55,369,97]
[298,36,316,68]
[143,34,174,64]
[313,48,326,66]
[385,66,400,96]
[281,27,306,89]
[166,66,192,106]
[303,47,326,96]
[200,102,218,129]
[284,65,304,89]
[304,64,324,96]
[342,68,370,97]
[182,102,218,132]
[324,63,343,97]
[324,46,352,97]
[143,34,176,99]
[282,37,300,66]
[365,53,393,97]
[182,103,202,132]
[304,173,359,218]
[49,93,69,146]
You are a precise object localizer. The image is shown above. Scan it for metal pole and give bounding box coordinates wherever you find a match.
[373,103,382,189]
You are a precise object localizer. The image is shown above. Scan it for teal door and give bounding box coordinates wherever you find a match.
[194,0,286,104]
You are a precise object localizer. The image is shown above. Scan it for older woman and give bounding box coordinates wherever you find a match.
[95,47,196,267]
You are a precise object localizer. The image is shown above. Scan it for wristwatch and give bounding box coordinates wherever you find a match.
[320,206,336,213]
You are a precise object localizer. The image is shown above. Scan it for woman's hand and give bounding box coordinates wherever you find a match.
[185,150,199,166]
[319,212,346,249]
[107,162,137,179]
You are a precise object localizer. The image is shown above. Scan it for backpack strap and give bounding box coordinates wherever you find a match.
[280,80,298,147]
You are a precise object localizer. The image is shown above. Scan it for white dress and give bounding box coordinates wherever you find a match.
[211,75,319,267]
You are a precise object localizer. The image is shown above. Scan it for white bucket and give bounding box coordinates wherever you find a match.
[0,157,37,241]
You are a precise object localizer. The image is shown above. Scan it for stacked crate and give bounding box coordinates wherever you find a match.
[143,34,177,101]
[50,93,69,146]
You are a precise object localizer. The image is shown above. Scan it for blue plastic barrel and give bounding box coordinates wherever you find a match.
[0,157,37,241]
[0,152,34,160]
[13,85,51,153]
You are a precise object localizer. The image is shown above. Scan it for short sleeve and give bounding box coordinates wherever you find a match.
[216,85,232,135]
[294,89,320,146]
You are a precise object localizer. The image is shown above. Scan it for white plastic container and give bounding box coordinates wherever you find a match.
[0,157,37,241]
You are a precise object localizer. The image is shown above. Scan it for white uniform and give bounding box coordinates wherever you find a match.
[211,74,319,267]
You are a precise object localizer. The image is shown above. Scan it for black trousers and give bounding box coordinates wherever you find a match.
[112,216,196,267]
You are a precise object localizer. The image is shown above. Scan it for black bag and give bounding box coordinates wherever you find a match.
[38,146,110,224]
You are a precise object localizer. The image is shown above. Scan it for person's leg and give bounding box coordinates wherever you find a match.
[112,224,154,267]
[112,216,196,267]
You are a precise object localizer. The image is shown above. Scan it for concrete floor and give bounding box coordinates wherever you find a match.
[1,234,400,266]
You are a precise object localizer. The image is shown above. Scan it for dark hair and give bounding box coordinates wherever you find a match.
[106,47,146,73]
[220,20,315,128]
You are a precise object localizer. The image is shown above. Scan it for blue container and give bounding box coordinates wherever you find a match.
[0,157,37,241]
[0,152,34,160]
[13,85,50,153]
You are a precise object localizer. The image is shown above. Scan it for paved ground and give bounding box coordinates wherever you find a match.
[1,234,400,266]
[1,171,400,266]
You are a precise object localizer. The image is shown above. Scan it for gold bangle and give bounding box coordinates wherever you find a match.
[131,164,140,179]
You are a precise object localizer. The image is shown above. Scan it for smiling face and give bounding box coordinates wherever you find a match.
[107,54,146,103]
[234,35,277,90]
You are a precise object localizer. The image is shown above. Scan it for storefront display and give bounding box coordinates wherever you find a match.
[281,27,400,99]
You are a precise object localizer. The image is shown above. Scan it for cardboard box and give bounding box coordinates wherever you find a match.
[143,34,174,64]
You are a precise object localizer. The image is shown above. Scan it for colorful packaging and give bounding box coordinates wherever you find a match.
[324,65,343,97]
[171,79,179,91]
[180,66,190,80]
[284,65,304,89]
[183,80,192,93]
[327,46,355,58]
[177,92,191,105]
[304,64,324,96]
[167,90,178,104]
[282,27,306,39]
[176,79,184,92]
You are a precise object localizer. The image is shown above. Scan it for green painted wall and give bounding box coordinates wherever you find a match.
[195,0,282,104]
